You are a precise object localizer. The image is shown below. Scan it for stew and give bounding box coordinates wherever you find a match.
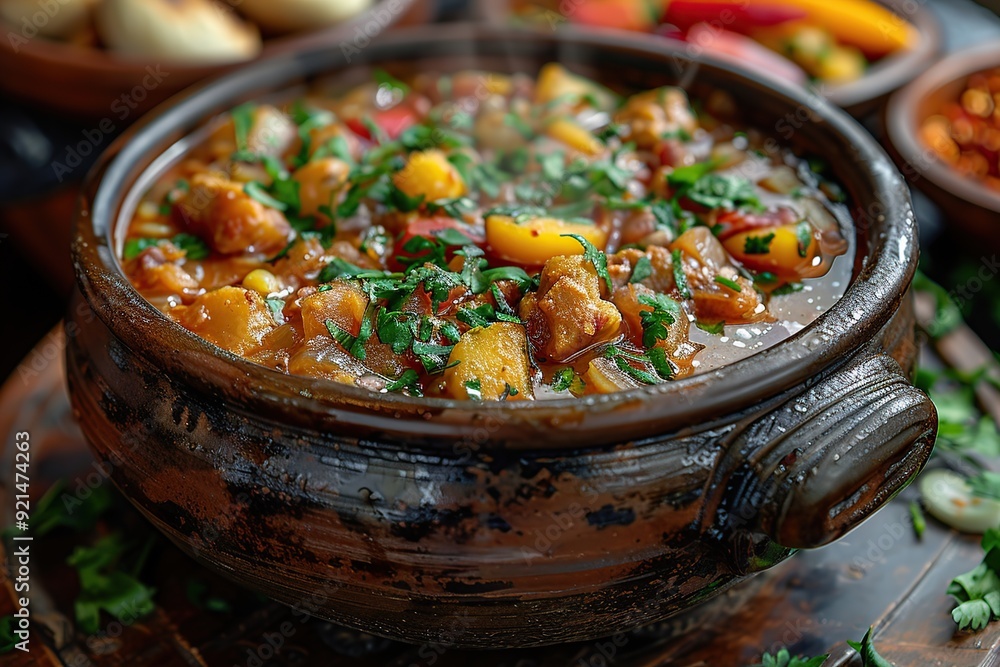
[122,64,851,401]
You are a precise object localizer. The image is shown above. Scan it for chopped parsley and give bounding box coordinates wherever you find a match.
[630,256,653,284]
[672,249,691,299]
[562,234,612,292]
[385,369,423,396]
[714,275,743,292]
[744,233,776,255]
[464,378,483,400]
[637,292,680,348]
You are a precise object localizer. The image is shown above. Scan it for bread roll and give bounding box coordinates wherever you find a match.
[237,0,372,35]
[96,0,261,63]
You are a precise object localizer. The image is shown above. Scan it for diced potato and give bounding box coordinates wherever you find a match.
[614,87,698,148]
[723,223,822,281]
[486,215,607,266]
[293,157,350,218]
[174,286,276,356]
[534,63,617,110]
[288,337,368,385]
[444,323,533,400]
[519,256,622,362]
[545,117,604,155]
[393,149,466,202]
[299,281,368,341]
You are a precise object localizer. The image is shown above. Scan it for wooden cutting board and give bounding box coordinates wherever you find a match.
[0,326,998,667]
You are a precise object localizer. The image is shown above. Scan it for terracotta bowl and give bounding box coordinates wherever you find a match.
[66,24,937,648]
[885,43,1000,246]
[0,0,430,120]
[478,0,940,118]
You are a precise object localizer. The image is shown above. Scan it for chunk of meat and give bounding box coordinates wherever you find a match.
[174,286,276,356]
[519,255,622,362]
[615,87,698,149]
[128,242,199,296]
[607,246,677,294]
[293,157,350,219]
[444,323,533,400]
[176,173,291,255]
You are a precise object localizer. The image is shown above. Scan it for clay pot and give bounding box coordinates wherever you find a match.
[66,24,936,649]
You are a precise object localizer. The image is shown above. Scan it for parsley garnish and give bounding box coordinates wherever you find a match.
[697,320,725,335]
[244,181,288,211]
[562,234,612,292]
[744,233,776,255]
[464,378,483,400]
[685,174,761,210]
[796,220,813,257]
[637,292,679,348]
[909,501,926,539]
[385,369,423,396]
[373,68,409,95]
[231,102,256,154]
[411,341,455,374]
[672,249,691,299]
[551,367,576,392]
[630,256,653,284]
[123,233,209,261]
[714,275,742,292]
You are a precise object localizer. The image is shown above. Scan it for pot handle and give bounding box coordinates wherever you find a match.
[705,352,937,550]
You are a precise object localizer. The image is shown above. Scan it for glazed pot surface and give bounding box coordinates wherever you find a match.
[66,24,936,647]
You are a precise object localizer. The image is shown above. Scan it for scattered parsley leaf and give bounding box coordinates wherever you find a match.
[744,233,776,255]
[948,528,1000,632]
[796,220,813,257]
[464,378,483,401]
[672,249,691,299]
[0,616,17,653]
[231,102,256,153]
[67,533,157,634]
[753,647,829,667]
[562,234,612,292]
[697,320,725,335]
[385,369,423,396]
[637,292,679,348]
[244,181,288,211]
[846,628,891,666]
[630,256,653,284]
[715,275,742,292]
[910,500,926,539]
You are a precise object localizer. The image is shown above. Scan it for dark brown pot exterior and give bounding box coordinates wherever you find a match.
[66,26,936,648]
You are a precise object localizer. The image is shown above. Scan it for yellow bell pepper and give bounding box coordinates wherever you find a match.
[486,215,607,266]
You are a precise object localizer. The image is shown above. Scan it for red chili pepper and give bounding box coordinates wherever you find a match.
[346,106,418,142]
[391,217,485,271]
[664,1,806,31]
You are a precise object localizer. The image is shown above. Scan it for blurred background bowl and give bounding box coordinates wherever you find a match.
[0,0,432,120]
[886,42,1000,246]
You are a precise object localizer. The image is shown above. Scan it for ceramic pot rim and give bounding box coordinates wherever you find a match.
[72,24,917,445]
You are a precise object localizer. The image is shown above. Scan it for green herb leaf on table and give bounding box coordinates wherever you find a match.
[753,647,829,667]
[0,615,18,653]
[846,627,892,666]
[67,533,157,634]
[948,528,1000,631]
